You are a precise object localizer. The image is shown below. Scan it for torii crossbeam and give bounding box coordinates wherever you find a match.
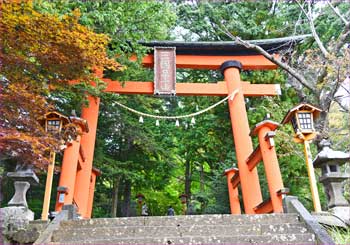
[56,36,307,218]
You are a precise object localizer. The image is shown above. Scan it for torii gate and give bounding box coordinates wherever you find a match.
[55,36,305,218]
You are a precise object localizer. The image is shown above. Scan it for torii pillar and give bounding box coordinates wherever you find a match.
[73,95,100,218]
[54,95,100,219]
[221,61,263,214]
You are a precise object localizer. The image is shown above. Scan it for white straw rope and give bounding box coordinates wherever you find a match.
[114,89,239,120]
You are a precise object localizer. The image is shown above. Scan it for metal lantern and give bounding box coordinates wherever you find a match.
[179,194,187,204]
[282,103,322,143]
[136,193,145,204]
[39,111,70,134]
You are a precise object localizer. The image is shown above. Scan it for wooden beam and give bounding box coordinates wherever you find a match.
[135,54,278,70]
[102,79,281,97]
[246,146,263,171]
[231,172,241,189]
[254,198,273,214]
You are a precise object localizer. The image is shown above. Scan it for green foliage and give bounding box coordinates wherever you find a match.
[3,1,347,219]
[327,226,350,245]
[35,0,176,81]
[176,1,301,41]
[0,0,118,167]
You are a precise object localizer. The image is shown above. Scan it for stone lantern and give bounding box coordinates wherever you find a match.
[7,164,39,208]
[1,164,39,242]
[313,139,350,222]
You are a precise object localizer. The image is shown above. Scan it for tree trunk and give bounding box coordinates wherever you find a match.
[121,179,131,217]
[111,176,121,217]
[199,163,205,213]
[199,163,204,193]
[0,175,3,204]
[184,159,191,209]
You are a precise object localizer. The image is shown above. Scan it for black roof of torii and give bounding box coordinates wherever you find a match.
[139,35,311,56]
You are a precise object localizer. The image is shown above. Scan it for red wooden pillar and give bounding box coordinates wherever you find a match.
[221,61,263,214]
[252,120,284,212]
[86,168,101,218]
[224,168,241,214]
[55,136,81,211]
[74,95,100,218]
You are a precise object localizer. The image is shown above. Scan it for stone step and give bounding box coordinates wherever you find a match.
[49,233,316,244]
[52,223,308,242]
[59,214,300,228]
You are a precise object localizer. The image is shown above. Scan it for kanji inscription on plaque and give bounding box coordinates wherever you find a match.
[154,47,176,95]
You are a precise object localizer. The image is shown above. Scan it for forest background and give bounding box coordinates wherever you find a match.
[0,0,349,219]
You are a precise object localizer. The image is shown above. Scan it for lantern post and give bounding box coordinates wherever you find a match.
[282,103,323,212]
[39,112,69,220]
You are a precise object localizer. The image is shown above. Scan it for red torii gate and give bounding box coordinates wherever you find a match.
[55,36,304,218]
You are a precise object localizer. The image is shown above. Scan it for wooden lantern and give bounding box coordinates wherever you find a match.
[39,111,70,134]
[282,103,322,143]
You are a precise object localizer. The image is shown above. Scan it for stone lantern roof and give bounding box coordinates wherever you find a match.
[313,139,350,168]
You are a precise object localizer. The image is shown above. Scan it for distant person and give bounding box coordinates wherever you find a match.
[141,203,149,216]
[167,206,175,216]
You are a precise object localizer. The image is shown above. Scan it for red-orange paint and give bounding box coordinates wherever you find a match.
[224,168,241,214]
[223,65,263,214]
[255,122,284,213]
[55,136,81,212]
[133,54,279,70]
[73,95,100,218]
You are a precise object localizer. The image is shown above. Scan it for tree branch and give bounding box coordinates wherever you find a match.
[233,36,315,91]
[216,16,315,91]
[295,1,330,57]
[334,98,350,112]
[307,2,330,57]
[334,29,350,53]
[327,0,349,26]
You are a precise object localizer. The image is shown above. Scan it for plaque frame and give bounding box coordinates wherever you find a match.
[154,46,176,96]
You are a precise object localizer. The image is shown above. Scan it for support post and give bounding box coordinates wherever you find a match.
[55,136,81,212]
[74,95,100,218]
[224,168,241,214]
[221,60,263,214]
[303,140,322,212]
[253,120,284,212]
[41,151,56,220]
[86,168,100,218]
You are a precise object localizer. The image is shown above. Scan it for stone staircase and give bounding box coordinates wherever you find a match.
[47,213,317,244]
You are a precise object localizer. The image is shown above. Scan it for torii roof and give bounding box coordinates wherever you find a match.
[139,35,311,56]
